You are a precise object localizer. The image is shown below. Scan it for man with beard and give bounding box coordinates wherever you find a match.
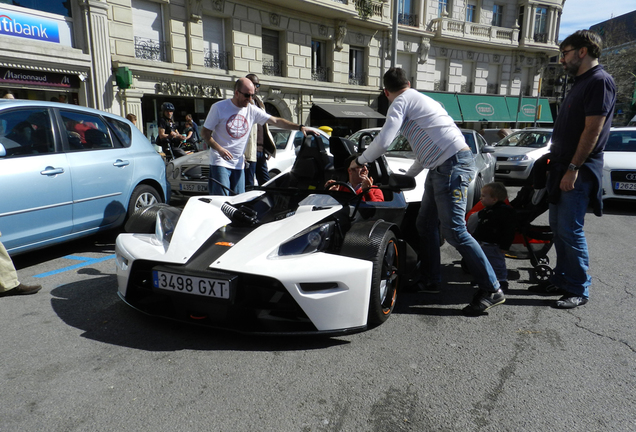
[539,30,616,308]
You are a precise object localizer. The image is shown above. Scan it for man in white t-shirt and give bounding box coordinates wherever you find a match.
[354,67,504,315]
[202,77,309,195]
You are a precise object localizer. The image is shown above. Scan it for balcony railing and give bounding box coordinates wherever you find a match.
[429,18,519,46]
[134,36,168,61]
[204,49,230,70]
[312,66,329,82]
[263,60,284,77]
[533,32,548,43]
[353,0,384,19]
[398,13,417,27]
[348,71,366,86]
[433,80,447,91]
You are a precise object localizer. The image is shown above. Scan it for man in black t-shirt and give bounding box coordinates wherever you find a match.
[157,102,186,158]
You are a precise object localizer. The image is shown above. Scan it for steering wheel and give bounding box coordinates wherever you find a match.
[329,181,357,195]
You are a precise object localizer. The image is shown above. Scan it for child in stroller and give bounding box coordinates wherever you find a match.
[466,154,554,284]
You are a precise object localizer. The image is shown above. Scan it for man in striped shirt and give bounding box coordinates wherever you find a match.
[355,67,504,315]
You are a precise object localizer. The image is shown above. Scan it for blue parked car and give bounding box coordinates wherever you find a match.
[0,100,168,255]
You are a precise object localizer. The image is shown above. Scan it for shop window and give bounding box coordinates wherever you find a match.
[203,15,229,70]
[60,111,115,151]
[0,109,54,157]
[263,29,283,77]
[8,0,72,17]
[132,0,167,61]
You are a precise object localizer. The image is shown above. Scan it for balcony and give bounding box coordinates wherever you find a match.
[398,13,417,27]
[312,66,329,82]
[348,71,366,85]
[428,18,519,47]
[204,49,230,70]
[134,37,168,62]
[263,60,284,77]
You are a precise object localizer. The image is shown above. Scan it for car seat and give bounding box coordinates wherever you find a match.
[288,134,331,190]
[84,128,111,148]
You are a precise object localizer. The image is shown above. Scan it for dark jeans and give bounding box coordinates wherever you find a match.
[256,151,270,185]
[244,160,257,188]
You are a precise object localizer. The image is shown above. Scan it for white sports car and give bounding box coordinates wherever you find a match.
[115,136,418,335]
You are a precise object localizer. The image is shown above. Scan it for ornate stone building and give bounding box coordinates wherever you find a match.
[0,0,564,135]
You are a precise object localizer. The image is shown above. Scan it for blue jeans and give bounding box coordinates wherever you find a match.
[256,151,270,185]
[416,150,499,292]
[208,165,245,196]
[548,170,592,298]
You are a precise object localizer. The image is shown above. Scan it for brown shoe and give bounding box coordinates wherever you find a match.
[0,283,42,297]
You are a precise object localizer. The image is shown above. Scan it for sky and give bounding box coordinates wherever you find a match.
[559,0,635,39]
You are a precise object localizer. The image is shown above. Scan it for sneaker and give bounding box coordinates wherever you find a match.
[417,281,440,293]
[555,295,588,309]
[463,289,505,314]
[528,283,565,295]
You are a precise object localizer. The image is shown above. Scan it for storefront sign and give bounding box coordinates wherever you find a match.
[0,67,80,88]
[155,81,222,98]
[0,8,60,43]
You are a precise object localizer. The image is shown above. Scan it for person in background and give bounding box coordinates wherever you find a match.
[541,30,616,309]
[246,74,276,186]
[353,67,504,315]
[126,113,137,126]
[157,102,187,159]
[2,90,15,99]
[471,182,516,292]
[201,77,308,196]
[0,237,41,298]
[184,114,201,147]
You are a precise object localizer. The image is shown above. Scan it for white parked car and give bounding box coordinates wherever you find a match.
[267,126,330,177]
[602,127,636,201]
[492,128,553,181]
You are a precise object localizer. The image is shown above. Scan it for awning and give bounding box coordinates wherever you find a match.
[505,97,553,123]
[457,94,514,122]
[313,103,385,119]
[421,91,463,122]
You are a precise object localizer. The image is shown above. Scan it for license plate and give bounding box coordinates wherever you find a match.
[179,183,208,192]
[614,182,636,191]
[152,270,231,299]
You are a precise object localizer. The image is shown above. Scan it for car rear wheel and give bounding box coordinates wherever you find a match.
[128,185,162,219]
[368,231,399,325]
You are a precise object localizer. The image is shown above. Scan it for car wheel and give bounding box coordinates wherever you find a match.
[368,231,399,325]
[128,185,162,219]
[124,203,170,233]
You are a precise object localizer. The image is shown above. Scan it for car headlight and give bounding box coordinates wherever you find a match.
[272,222,335,258]
[507,155,529,162]
[154,206,182,246]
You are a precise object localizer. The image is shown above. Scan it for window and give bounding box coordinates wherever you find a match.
[466,2,476,22]
[349,47,365,85]
[60,111,115,151]
[8,0,72,17]
[132,0,166,61]
[492,4,503,27]
[0,109,54,157]
[105,117,132,148]
[203,16,228,69]
[312,40,328,82]
[263,29,282,77]
[398,0,416,26]
[534,7,548,42]
[434,58,448,91]
[438,0,451,17]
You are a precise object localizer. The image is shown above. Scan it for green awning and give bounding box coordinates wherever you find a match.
[421,92,463,122]
[505,97,553,123]
[456,94,514,122]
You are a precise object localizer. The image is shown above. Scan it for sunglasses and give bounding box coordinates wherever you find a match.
[238,91,255,99]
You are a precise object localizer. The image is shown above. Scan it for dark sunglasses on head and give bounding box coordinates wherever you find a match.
[238,91,255,98]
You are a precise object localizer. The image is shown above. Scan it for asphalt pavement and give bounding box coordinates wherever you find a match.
[1,196,635,432]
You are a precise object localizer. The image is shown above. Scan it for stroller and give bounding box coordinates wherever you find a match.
[466,154,554,282]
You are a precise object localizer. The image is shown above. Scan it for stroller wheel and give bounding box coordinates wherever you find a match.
[538,256,550,265]
[534,264,553,282]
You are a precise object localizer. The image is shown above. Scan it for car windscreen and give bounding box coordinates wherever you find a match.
[495,131,551,148]
[271,129,292,150]
[605,130,636,152]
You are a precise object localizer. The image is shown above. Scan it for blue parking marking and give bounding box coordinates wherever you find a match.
[33,254,115,278]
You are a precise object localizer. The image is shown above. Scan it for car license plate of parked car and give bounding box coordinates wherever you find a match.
[179,183,208,192]
[152,270,232,299]
[614,182,636,191]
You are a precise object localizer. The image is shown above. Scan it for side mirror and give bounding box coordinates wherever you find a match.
[482,145,496,153]
[388,173,416,191]
[0,143,6,157]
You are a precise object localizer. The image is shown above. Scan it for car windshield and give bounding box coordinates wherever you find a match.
[271,129,293,150]
[348,129,379,144]
[605,130,636,152]
[496,131,551,148]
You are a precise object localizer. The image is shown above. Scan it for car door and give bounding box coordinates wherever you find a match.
[59,109,135,232]
[474,132,495,181]
[0,108,73,254]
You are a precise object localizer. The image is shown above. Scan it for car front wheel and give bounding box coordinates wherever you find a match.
[368,231,399,325]
[128,185,162,219]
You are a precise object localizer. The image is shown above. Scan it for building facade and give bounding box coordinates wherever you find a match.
[0,0,564,136]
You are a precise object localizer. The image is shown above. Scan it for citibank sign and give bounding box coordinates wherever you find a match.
[0,8,60,43]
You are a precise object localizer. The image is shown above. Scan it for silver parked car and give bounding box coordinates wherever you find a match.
[492,128,553,181]
[0,100,168,255]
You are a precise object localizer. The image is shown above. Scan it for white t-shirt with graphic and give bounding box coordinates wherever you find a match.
[203,99,271,169]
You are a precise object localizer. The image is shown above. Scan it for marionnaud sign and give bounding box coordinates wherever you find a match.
[0,8,60,43]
